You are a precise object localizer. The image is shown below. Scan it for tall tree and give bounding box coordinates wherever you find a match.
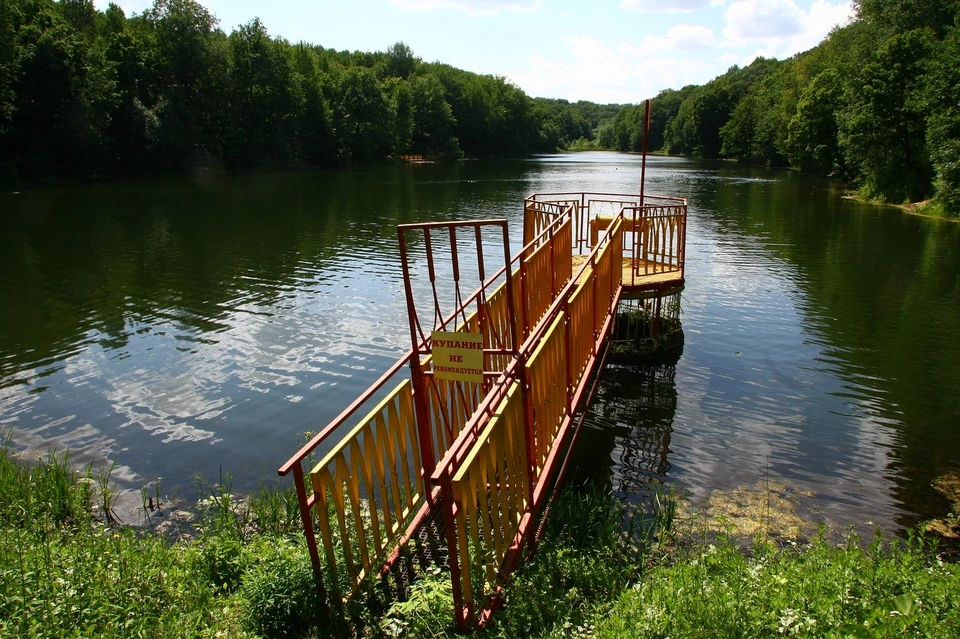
[330,65,390,162]
[292,44,335,167]
[147,0,230,167]
[228,18,300,169]
[384,41,417,80]
[856,0,957,37]
[840,29,935,202]
[7,3,113,176]
[787,68,844,174]
[926,27,960,213]
[409,74,458,156]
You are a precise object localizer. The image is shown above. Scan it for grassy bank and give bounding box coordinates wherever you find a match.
[2,434,958,638]
[842,194,960,221]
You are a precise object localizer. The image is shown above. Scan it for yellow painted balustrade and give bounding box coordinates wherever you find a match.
[526,312,569,474]
[451,381,529,621]
[593,240,614,333]
[567,278,596,390]
[595,221,622,326]
[480,277,522,369]
[521,235,555,337]
[523,199,577,246]
[629,204,686,275]
[551,218,573,289]
[426,376,485,466]
[310,379,422,597]
[282,191,686,633]
[423,217,574,467]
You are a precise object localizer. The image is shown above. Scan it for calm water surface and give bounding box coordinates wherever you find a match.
[1,154,958,532]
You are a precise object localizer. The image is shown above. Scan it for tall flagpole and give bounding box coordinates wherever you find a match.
[639,98,651,205]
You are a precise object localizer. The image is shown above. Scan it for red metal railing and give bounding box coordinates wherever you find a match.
[526,191,687,290]
[433,215,625,628]
[278,191,686,629]
[278,207,576,597]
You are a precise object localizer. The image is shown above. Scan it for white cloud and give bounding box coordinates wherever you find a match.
[723,0,854,55]
[621,0,726,13]
[787,0,855,53]
[566,35,616,62]
[724,0,805,41]
[390,0,541,15]
[507,36,716,103]
[621,23,716,54]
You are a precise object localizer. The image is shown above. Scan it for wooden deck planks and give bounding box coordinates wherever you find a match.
[571,254,682,291]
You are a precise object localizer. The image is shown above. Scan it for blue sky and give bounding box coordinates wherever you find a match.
[96,0,855,104]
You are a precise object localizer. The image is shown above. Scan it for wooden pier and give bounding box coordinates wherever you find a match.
[279,191,687,630]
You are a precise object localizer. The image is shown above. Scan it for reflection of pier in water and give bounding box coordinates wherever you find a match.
[568,349,681,504]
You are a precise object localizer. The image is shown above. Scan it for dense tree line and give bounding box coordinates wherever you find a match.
[5,1,957,217]
[0,0,602,185]
[604,1,960,216]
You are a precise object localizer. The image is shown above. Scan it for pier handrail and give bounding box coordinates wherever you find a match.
[428,200,626,484]
[433,211,626,627]
[276,206,576,589]
[278,211,575,478]
[278,189,687,625]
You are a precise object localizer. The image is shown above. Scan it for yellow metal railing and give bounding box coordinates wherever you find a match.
[479,278,522,370]
[310,379,423,596]
[567,278,595,390]
[419,214,575,473]
[551,218,573,288]
[522,235,555,337]
[625,204,686,276]
[526,312,568,474]
[443,215,625,626]
[451,381,529,621]
[523,199,577,246]
[283,191,674,632]
[426,375,485,467]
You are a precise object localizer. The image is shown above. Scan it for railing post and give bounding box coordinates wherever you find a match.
[563,300,573,408]
[440,469,468,632]
[548,222,556,300]
[591,252,599,353]
[397,227,437,488]
[520,356,537,492]
[293,463,326,592]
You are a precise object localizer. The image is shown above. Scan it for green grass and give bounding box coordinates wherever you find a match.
[376,491,960,639]
[0,432,330,638]
[2,430,958,638]
[565,138,601,152]
[595,530,960,638]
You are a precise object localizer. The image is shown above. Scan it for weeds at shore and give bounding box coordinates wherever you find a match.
[2,433,959,638]
[595,529,960,638]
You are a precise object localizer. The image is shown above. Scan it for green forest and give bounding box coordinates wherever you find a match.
[1,0,958,216]
[603,0,960,216]
[0,0,613,183]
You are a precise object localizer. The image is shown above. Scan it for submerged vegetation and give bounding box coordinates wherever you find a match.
[2,432,959,638]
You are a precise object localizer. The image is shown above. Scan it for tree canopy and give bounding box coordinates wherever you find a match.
[605,2,960,215]
[2,0,958,216]
[0,0,603,185]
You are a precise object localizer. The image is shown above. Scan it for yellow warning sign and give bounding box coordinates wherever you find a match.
[431,331,484,383]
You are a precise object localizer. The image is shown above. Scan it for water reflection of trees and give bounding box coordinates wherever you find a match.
[0,161,533,380]
[569,351,680,503]
[704,166,960,530]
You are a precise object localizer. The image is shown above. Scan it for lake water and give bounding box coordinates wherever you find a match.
[1,153,958,533]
